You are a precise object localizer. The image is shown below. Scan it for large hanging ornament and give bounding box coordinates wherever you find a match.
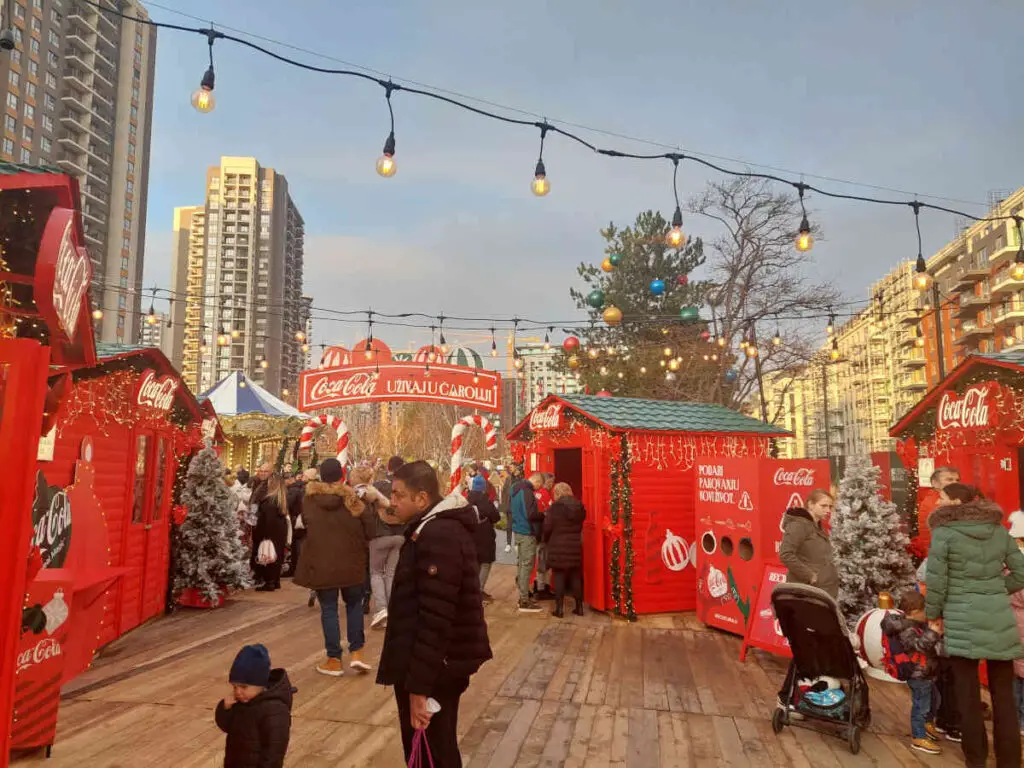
[649,279,665,296]
[854,607,902,683]
[603,306,623,326]
[586,289,606,309]
[567,355,580,369]
[677,275,689,286]
[724,369,739,384]
[563,336,580,352]
[679,306,700,322]
[601,258,614,273]
[609,253,623,267]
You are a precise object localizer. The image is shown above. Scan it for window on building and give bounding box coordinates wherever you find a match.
[6,92,17,110]
[23,104,33,122]
[122,236,130,249]
[41,114,51,132]
[119,276,127,288]
[133,50,141,64]
[47,29,58,47]
[4,115,14,133]
[8,71,19,89]
[25,82,35,100]
[1,138,13,156]
[130,105,137,120]
[127,141,135,155]
[123,218,130,232]
[126,160,134,174]
[40,135,50,152]
[125,200,132,212]
[19,147,29,163]
[118,294,126,308]
[50,8,61,24]
[28,59,37,77]
[132,66,140,82]
[46,50,56,68]
[10,49,20,65]
[43,93,54,111]
[21,125,30,141]
[135,29,143,45]
[128,122,136,136]
[132,86,139,101]
[12,27,21,43]
[30,16,40,32]
[30,38,39,54]
[44,72,55,90]
[32,0,41,10]
[13,2,24,19]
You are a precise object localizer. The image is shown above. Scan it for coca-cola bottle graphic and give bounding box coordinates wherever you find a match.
[21,604,46,635]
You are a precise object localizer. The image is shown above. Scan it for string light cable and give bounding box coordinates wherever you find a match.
[67,0,1016,234]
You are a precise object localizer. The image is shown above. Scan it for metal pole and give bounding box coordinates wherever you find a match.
[932,282,946,380]
[822,360,831,459]
[749,323,769,424]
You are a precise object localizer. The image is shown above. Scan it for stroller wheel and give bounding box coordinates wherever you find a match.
[771,708,787,734]
[847,726,861,755]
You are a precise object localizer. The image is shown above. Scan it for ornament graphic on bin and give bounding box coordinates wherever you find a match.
[41,589,69,635]
[707,564,729,599]
[649,279,666,296]
[661,529,695,572]
[586,289,605,309]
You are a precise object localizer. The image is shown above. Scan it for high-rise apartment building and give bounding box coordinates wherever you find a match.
[138,310,169,356]
[169,157,306,396]
[508,341,582,418]
[0,0,156,344]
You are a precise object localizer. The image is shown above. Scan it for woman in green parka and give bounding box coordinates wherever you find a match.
[925,483,1024,768]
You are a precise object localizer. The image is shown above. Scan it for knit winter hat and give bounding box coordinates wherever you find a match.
[229,644,271,688]
[320,458,344,484]
[471,474,487,494]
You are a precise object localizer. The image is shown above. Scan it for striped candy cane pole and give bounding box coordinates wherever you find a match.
[300,415,350,463]
[449,414,498,492]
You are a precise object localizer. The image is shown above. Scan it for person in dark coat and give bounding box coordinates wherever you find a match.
[215,644,293,768]
[293,458,374,677]
[542,482,586,618]
[252,474,291,592]
[778,489,838,598]
[467,474,500,603]
[377,461,493,768]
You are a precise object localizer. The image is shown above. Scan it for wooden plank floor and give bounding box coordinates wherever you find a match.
[11,566,984,766]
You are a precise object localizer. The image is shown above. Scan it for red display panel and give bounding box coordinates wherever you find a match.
[740,564,792,661]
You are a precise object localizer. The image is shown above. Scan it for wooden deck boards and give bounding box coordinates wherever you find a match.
[11,565,982,766]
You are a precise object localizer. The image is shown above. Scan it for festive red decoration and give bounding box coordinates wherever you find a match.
[562,336,580,353]
[677,275,689,286]
[699,330,711,342]
[596,390,613,397]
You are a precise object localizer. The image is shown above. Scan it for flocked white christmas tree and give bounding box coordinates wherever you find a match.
[832,455,915,624]
[173,443,251,604]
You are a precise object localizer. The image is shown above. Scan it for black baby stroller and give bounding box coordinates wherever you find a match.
[771,583,872,754]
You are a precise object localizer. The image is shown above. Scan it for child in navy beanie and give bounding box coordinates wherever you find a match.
[215,644,294,767]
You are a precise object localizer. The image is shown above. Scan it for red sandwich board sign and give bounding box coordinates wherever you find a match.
[739,563,792,662]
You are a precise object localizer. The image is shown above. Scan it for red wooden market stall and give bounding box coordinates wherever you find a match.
[507,394,790,618]
[890,349,1024,556]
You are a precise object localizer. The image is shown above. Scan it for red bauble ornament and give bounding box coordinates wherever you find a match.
[563,336,580,353]
[677,275,689,286]
[596,390,612,398]
[700,330,711,341]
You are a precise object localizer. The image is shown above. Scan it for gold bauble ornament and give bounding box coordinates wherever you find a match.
[567,355,580,369]
[601,258,614,273]
[602,306,623,326]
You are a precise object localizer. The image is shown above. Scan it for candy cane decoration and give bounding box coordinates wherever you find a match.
[449,414,498,492]
[299,414,350,465]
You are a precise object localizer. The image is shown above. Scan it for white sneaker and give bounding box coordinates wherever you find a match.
[504,544,512,553]
[370,608,388,629]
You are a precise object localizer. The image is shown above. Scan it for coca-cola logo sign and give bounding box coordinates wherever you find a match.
[308,371,377,405]
[773,468,815,486]
[53,233,90,340]
[529,403,563,431]
[937,384,996,431]
[34,207,93,346]
[15,637,62,675]
[31,472,71,569]
[136,370,180,411]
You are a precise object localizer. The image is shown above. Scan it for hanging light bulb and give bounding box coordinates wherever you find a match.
[543,328,551,350]
[606,346,616,356]
[230,328,240,339]
[915,325,925,348]
[424,364,432,378]
[190,31,218,114]
[301,343,309,354]
[826,311,836,335]
[472,369,480,384]
[703,354,710,362]
[666,155,686,247]
[376,83,398,177]
[772,329,782,346]
[295,330,306,342]
[661,328,670,335]
[717,336,726,348]
[587,348,599,359]
[909,202,933,291]
[829,338,841,361]
[490,328,498,357]
[746,344,758,358]
[531,124,550,196]
[663,347,673,357]
[617,371,624,379]
[793,183,813,252]
[199,342,209,354]
[711,353,719,362]
[668,358,681,372]
[145,304,158,326]
[91,308,103,321]
[260,358,269,369]
[217,333,228,347]
[281,388,290,397]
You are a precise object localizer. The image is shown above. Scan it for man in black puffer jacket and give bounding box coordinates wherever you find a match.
[377,461,492,768]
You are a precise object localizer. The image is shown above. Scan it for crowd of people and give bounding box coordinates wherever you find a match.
[214,456,587,767]
[779,466,1024,767]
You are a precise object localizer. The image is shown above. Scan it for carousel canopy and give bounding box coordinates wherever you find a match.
[446,346,484,368]
[199,370,306,418]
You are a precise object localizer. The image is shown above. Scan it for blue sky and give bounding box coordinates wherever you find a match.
[141,0,1024,353]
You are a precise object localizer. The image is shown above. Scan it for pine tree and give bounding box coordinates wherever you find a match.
[173,444,251,604]
[554,210,738,403]
[831,455,915,624]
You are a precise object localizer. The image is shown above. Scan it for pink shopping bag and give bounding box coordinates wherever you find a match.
[408,728,435,768]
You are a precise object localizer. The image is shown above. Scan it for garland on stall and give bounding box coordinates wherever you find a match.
[609,453,622,615]
[620,434,637,621]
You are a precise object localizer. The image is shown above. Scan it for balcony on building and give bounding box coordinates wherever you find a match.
[954,289,991,317]
[61,91,89,116]
[991,267,1024,296]
[902,351,926,368]
[58,131,88,155]
[57,153,87,177]
[994,302,1024,326]
[958,320,994,342]
[954,257,990,289]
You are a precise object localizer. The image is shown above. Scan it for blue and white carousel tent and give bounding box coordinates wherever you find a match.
[199,370,306,418]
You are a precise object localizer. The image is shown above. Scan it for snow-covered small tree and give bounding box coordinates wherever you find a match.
[832,455,915,624]
[173,444,251,604]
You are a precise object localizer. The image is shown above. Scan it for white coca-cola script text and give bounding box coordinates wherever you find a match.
[137,371,180,411]
[16,637,62,674]
[937,386,993,430]
[529,404,563,431]
[773,468,815,486]
[53,223,89,339]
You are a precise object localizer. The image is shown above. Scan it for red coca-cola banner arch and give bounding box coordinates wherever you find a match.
[299,362,501,412]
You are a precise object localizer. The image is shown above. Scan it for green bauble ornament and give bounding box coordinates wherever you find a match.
[609,253,623,267]
[679,306,700,322]
[587,289,606,309]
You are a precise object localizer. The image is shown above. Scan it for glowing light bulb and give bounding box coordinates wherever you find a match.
[830,347,841,361]
[717,337,726,348]
[377,132,397,177]
[91,308,103,320]
[295,330,306,342]
[587,348,599,359]
[473,371,480,384]
[282,388,289,397]
[794,216,813,252]
[666,207,685,247]
[746,345,758,358]
[639,366,647,374]
[191,86,215,114]
[1013,261,1024,282]
[513,356,523,369]
[490,342,498,357]
[230,329,240,339]
[617,371,624,379]
[599,366,609,376]
[772,332,782,346]
[301,343,309,353]
[668,358,681,372]
[531,160,550,197]
[260,359,269,369]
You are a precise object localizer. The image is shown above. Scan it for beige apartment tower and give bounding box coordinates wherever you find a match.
[169,157,307,397]
[0,0,156,344]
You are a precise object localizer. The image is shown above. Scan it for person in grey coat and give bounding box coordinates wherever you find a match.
[778,489,838,598]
